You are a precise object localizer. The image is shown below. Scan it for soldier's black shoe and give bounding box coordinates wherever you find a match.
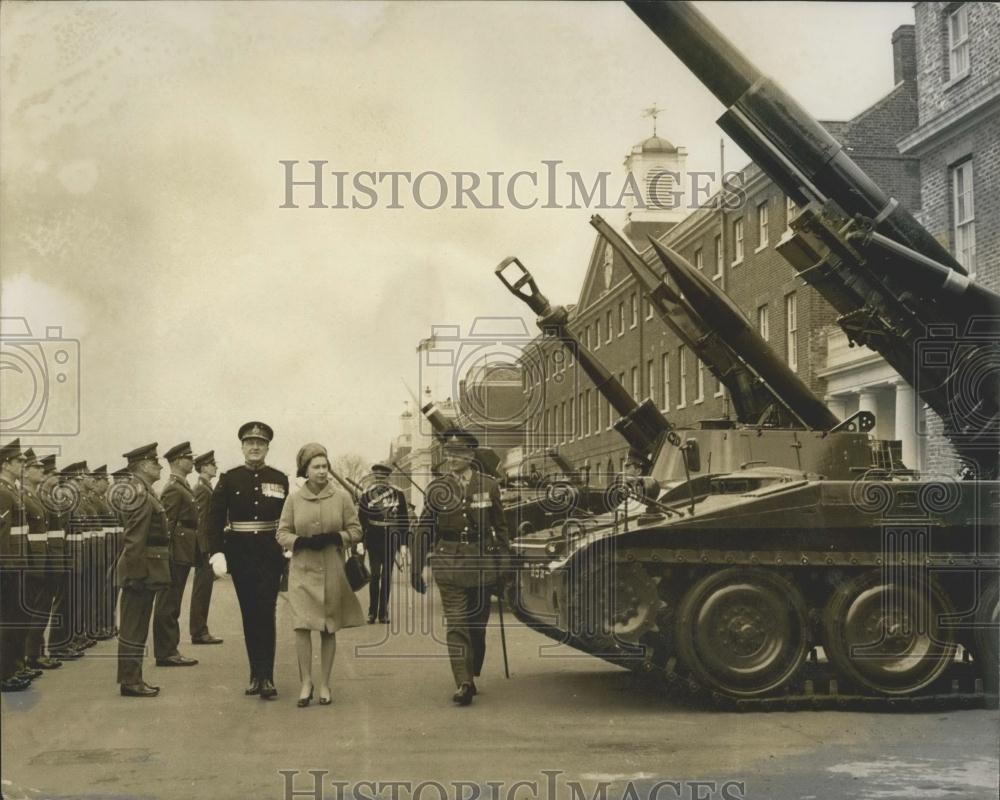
[120,682,159,698]
[28,657,62,670]
[51,648,84,660]
[76,637,98,649]
[142,680,160,691]
[245,678,261,696]
[367,613,376,624]
[92,629,116,641]
[18,667,43,680]
[378,616,389,624]
[155,654,198,667]
[191,635,223,645]
[259,679,277,700]
[452,682,474,706]
[471,682,478,696]
[0,676,31,692]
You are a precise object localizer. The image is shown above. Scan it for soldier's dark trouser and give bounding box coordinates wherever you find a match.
[37,566,63,657]
[152,561,191,659]
[23,561,51,660]
[367,548,393,619]
[188,554,214,640]
[52,541,83,648]
[0,565,29,679]
[226,536,283,681]
[434,579,492,686]
[117,584,158,685]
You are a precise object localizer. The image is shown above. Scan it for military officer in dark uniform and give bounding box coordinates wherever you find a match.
[410,432,509,705]
[22,450,62,671]
[0,439,32,692]
[152,442,200,667]
[358,462,409,624]
[190,450,222,645]
[208,421,288,700]
[57,461,97,654]
[116,443,172,697]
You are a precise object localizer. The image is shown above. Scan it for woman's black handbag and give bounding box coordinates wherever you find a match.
[344,547,371,592]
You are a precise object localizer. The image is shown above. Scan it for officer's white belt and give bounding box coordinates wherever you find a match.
[27,533,47,542]
[10,525,27,536]
[229,521,278,533]
[47,530,66,539]
[67,533,84,542]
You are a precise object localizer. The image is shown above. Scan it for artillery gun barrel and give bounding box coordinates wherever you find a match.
[625,0,964,276]
[496,255,670,463]
[648,238,840,431]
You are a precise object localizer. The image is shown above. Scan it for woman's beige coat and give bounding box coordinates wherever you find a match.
[276,481,365,632]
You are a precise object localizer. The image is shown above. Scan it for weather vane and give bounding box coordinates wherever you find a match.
[642,104,663,137]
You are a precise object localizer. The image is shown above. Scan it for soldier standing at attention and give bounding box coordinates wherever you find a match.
[88,465,117,640]
[410,432,509,706]
[22,450,62,671]
[0,439,31,692]
[207,422,288,700]
[190,451,222,645]
[116,443,172,697]
[152,442,200,668]
[358,462,409,624]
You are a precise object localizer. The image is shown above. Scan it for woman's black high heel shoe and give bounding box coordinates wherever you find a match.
[297,687,314,708]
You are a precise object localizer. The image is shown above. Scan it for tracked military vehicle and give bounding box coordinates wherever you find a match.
[491,1,999,709]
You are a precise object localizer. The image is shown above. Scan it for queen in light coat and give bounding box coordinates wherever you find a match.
[277,443,365,706]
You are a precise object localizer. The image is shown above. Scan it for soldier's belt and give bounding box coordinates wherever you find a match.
[47,530,66,540]
[67,533,85,542]
[27,533,48,542]
[10,525,27,536]
[439,532,480,543]
[229,521,278,534]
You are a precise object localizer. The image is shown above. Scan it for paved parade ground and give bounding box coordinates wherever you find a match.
[2,574,998,800]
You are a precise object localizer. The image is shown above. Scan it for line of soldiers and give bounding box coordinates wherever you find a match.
[0,437,221,695]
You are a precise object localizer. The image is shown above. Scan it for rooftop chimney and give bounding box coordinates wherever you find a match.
[892,25,916,86]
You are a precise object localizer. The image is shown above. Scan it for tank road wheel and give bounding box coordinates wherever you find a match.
[823,571,956,696]
[973,580,999,695]
[675,569,809,698]
[610,563,661,643]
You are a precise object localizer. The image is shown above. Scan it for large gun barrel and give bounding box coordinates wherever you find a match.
[626,0,962,276]
[419,400,503,477]
[496,256,672,467]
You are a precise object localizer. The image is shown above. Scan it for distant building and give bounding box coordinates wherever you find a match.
[517,24,928,484]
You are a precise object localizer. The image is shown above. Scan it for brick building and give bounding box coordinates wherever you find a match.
[896,1,1000,473]
[516,23,929,485]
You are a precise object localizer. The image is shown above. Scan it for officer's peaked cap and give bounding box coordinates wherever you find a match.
[164,442,194,462]
[239,421,274,442]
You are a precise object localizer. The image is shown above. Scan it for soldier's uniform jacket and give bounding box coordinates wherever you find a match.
[88,490,117,551]
[358,483,410,556]
[193,476,213,557]
[68,489,98,550]
[115,479,171,589]
[413,470,508,588]
[21,484,49,558]
[160,474,199,566]
[207,464,289,556]
[0,475,25,559]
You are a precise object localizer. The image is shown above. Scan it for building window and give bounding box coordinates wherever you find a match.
[714,376,724,398]
[952,158,976,275]
[606,310,613,343]
[618,302,625,336]
[785,196,796,235]
[585,389,591,435]
[596,390,603,432]
[561,401,568,444]
[631,365,638,399]
[645,298,654,321]
[785,292,798,372]
[948,4,970,81]
[756,200,769,250]
[630,294,638,329]
[757,304,769,342]
[569,397,575,441]
[695,359,704,404]
[661,352,671,412]
[594,318,601,350]
[678,345,687,409]
[733,219,744,264]
[713,233,723,283]
[694,248,704,271]
[544,408,550,442]
[646,359,655,404]
[606,397,613,430]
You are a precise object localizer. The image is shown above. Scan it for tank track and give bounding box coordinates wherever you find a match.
[511,557,999,712]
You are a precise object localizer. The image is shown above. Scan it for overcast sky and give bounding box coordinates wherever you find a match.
[0,1,915,474]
